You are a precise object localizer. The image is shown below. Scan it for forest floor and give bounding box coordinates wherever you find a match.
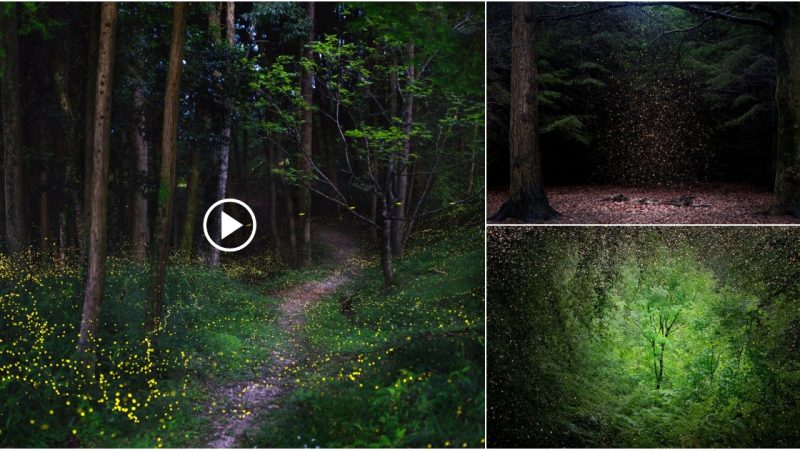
[487,182,800,224]
[0,208,484,448]
[204,228,362,447]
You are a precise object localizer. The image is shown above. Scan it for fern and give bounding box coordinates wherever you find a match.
[541,115,591,145]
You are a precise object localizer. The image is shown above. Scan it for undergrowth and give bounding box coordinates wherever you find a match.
[246,205,486,448]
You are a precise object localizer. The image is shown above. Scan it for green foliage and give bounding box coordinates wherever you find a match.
[489,227,800,447]
[540,115,591,145]
[0,252,287,447]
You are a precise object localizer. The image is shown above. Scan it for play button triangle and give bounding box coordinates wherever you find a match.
[220,210,243,240]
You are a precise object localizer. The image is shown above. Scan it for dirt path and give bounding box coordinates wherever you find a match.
[205,228,362,448]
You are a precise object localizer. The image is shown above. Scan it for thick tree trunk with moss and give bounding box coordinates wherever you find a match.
[489,3,558,223]
[78,2,118,363]
[1,4,29,254]
[147,3,187,334]
[771,4,800,216]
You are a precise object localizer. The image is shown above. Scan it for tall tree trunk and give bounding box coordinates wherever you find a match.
[298,1,315,267]
[370,193,378,242]
[286,194,297,258]
[323,109,339,203]
[209,2,235,267]
[379,195,395,286]
[392,43,414,259]
[657,343,666,389]
[241,128,249,203]
[180,148,201,253]
[466,126,478,195]
[38,129,50,255]
[80,3,100,254]
[1,4,29,254]
[77,2,118,364]
[771,5,800,216]
[489,3,558,223]
[131,85,149,262]
[265,141,281,252]
[51,44,79,257]
[147,3,187,333]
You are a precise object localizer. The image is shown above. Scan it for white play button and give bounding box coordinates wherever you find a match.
[220,210,243,240]
[203,198,257,252]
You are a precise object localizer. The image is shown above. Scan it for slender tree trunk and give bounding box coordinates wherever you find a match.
[370,193,378,242]
[286,194,297,258]
[209,2,235,267]
[657,343,666,389]
[323,110,339,203]
[147,3,187,333]
[489,3,557,223]
[771,4,800,216]
[39,130,50,255]
[1,4,28,254]
[242,129,249,203]
[265,141,281,252]
[131,85,149,262]
[379,194,395,287]
[392,43,414,259]
[77,2,118,364]
[466,126,478,195]
[379,206,394,286]
[51,45,79,257]
[298,1,315,267]
[180,149,201,253]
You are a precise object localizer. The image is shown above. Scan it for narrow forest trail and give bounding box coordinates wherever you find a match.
[205,227,362,448]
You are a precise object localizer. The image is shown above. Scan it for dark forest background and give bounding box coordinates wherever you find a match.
[488,3,776,187]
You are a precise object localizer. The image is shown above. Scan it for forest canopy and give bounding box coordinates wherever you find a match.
[488,227,800,447]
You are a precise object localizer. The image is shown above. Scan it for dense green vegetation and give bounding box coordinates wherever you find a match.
[1,207,484,447]
[0,248,286,447]
[488,227,800,447]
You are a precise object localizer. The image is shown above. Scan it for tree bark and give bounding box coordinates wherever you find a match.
[1,4,29,254]
[467,126,478,195]
[379,195,395,287]
[298,1,315,267]
[51,43,80,257]
[286,194,297,258]
[180,148,201,254]
[77,2,118,364]
[241,128,249,203]
[209,2,235,267]
[38,129,50,255]
[771,4,800,216]
[392,43,414,259]
[80,3,100,254]
[131,85,149,262]
[265,141,281,252]
[147,3,187,334]
[489,3,558,223]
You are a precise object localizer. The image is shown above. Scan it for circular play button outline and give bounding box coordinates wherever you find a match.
[203,198,257,252]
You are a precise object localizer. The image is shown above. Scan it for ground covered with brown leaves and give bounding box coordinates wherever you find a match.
[487,183,800,224]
